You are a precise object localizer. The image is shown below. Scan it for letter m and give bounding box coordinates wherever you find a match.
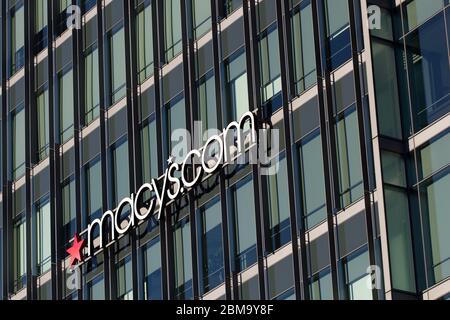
[87,210,116,256]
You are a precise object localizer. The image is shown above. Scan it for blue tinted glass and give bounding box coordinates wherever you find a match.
[143,237,162,300]
[324,0,351,70]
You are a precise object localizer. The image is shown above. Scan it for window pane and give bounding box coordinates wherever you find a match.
[404,13,450,131]
[310,269,333,300]
[35,0,48,32]
[59,0,71,12]
[85,159,102,223]
[342,248,373,300]
[117,256,133,300]
[381,151,407,188]
[36,200,51,275]
[166,96,186,161]
[36,89,50,161]
[259,25,281,104]
[62,178,76,241]
[405,0,445,31]
[267,155,291,250]
[87,275,105,300]
[231,177,257,272]
[84,47,100,124]
[291,0,316,95]
[111,140,130,206]
[222,0,241,16]
[298,131,327,229]
[109,26,126,105]
[12,107,26,180]
[335,107,363,208]
[197,72,217,137]
[384,186,416,292]
[192,0,211,39]
[323,0,351,70]
[13,217,26,292]
[10,4,25,74]
[225,51,249,123]
[59,69,74,143]
[143,237,162,300]
[371,41,402,139]
[418,131,450,179]
[198,198,224,295]
[421,172,450,284]
[173,218,193,300]
[136,2,154,83]
[164,0,182,61]
[141,117,159,183]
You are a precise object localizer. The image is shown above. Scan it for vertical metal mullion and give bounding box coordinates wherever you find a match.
[281,0,295,100]
[1,0,10,300]
[210,0,232,300]
[50,0,63,301]
[243,0,266,300]
[123,0,140,301]
[72,0,84,301]
[180,0,200,300]
[347,0,378,300]
[311,0,339,300]
[24,0,36,300]
[275,0,307,300]
[95,0,111,300]
[152,0,169,300]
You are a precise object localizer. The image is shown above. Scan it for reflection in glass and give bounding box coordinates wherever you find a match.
[136,1,153,83]
[59,68,74,143]
[35,200,51,275]
[117,256,133,300]
[164,0,182,61]
[230,177,257,272]
[36,89,50,161]
[310,269,333,300]
[225,50,249,123]
[267,155,291,250]
[259,25,281,105]
[84,47,100,125]
[12,106,26,180]
[192,0,211,39]
[340,247,373,300]
[142,237,162,300]
[108,26,126,105]
[421,171,450,285]
[173,217,193,300]
[323,0,351,70]
[111,140,130,207]
[298,131,326,229]
[335,106,363,208]
[291,0,316,95]
[198,198,224,295]
[403,13,450,131]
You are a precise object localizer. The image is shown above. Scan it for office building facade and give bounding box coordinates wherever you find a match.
[0,0,449,300]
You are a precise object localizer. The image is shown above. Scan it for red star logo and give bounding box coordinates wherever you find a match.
[66,234,85,267]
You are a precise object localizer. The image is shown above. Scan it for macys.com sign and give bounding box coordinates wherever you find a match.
[66,112,279,266]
